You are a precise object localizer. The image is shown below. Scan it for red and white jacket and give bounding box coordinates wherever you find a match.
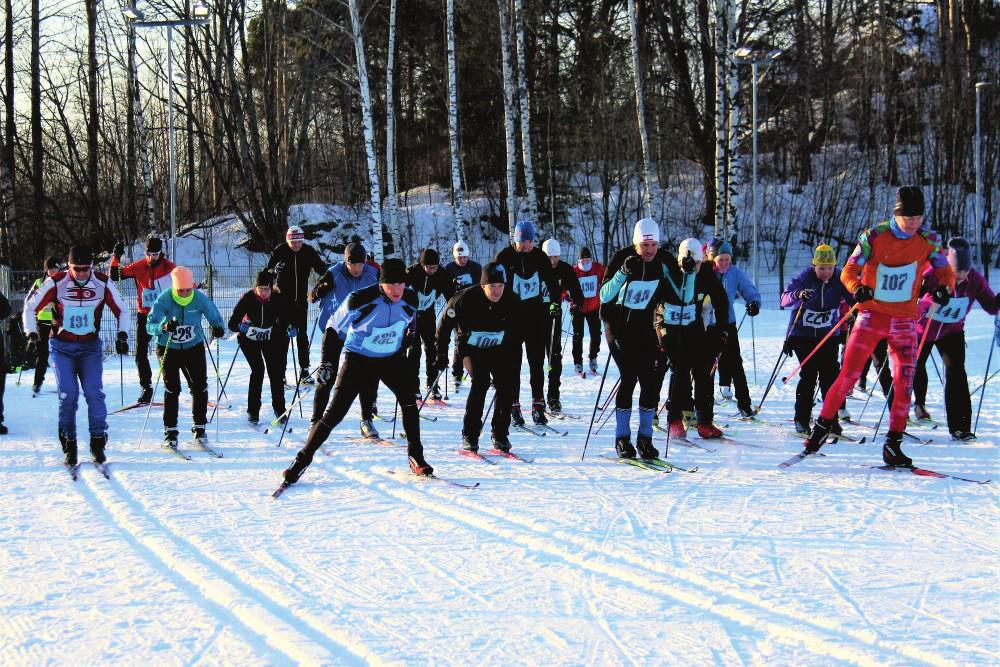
[111,256,176,314]
[572,260,605,314]
[23,271,126,343]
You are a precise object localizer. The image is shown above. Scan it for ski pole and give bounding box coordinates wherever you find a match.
[208,342,241,424]
[138,336,171,449]
[970,368,1000,397]
[856,353,889,423]
[930,349,943,386]
[735,310,747,333]
[214,336,222,443]
[417,367,447,414]
[781,303,859,384]
[594,378,620,425]
[391,400,398,439]
[755,305,805,413]
[269,369,320,425]
[16,365,23,386]
[480,390,497,430]
[119,350,124,405]
[972,315,998,435]
[203,335,229,401]
[581,352,613,460]
[751,314,757,385]
[276,340,312,448]
[872,385,892,440]
[663,369,675,455]
[289,338,304,419]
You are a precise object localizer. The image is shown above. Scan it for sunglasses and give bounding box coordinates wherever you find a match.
[69,264,92,272]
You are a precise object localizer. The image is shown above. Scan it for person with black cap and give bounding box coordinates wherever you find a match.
[571,246,605,377]
[913,237,999,440]
[228,271,296,425]
[23,256,63,395]
[308,241,380,436]
[493,220,561,427]
[0,288,10,433]
[539,239,584,413]
[443,240,482,391]
[802,185,956,468]
[405,247,456,401]
[110,236,176,404]
[435,262,518,453]
[281,258,434,486]
[266,225,327,384]
[23,245,129,467]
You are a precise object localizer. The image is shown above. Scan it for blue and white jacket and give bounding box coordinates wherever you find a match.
[146,289,225,351]
[330,284,419,358]
[315,262,379,334]
[712,264,761,325]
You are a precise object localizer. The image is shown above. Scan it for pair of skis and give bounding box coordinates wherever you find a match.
[598,454,697,474]
[66,460,110,481]
[162,438,223,460]
[457,448,532,464]
[777,450,989,484]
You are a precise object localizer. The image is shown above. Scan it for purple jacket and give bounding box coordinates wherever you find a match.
[918,267,998,342]
[780,266,854,338]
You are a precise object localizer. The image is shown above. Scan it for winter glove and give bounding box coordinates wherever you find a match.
[718,328,729,348]
[995,293,1000,310]
[931,285,950,307]
[115,331,129,355]
[680,255,697,274]
[25,332,38,355]
[796,288,815,301]
[621,255,643,278]
[316,361,335,386]
[162,318,179,333]
[569,301,580,315]
[112,241,125,258]
[782,339,793,356]
[238,321,250,335]
[211,325,225,340]
[287,325,298,339]
[548,302,560,316]
[854,285,874,303]
[308,289,319,303]
[746,301,760,317]
[435,355,449,373]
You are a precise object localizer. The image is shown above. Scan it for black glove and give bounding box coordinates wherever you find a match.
[621,255,643,278]
[796,288,815,301]
[115,331,129,355]
[316,362,335,386]
[25,332,38,355]
[746,301,760,317]
[680,255,696,274]
[162,318,179,333]
[994,293,1000,310]
[112,241,125,258]
[931,285,950,307]
[569,301,580,315]
[211,325,225,339]
[718,329,729,348]
[435,355,449,373]
[782,339,793,355]
[854,285,874,303]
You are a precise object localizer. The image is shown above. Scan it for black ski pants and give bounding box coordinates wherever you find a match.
[136,312,162,389]
[462,347,515,441]
[158,343,208,429]
[239,335,287,420]
[33,321,51,389]
[288,299,311,371]
[913,331,971,433]
[611,338,662,412]
[664,330,715,424]
[312,329,376,423]
[407,311,438,389]
[789,335,840,424]
[716,322,753,412]
[571,310,601,366]
[512,309,547,405]
[543,308,564,401]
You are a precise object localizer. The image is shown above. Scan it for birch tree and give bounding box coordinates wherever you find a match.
[513,0,537,223]
[497,0,517,238]
[445,0,465,242]
[724,0,740,235]
[385,0,404,259]
[626,0,657,218]
[713,0,728,235]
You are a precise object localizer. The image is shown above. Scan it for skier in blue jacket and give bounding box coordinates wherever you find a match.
[308,242,380,435]
[146,266,226,450]
[706,239,761,417]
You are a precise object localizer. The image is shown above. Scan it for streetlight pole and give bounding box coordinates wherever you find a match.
[975,82,990,273]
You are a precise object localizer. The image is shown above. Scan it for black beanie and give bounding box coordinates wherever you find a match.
[579,247,592,260]
[894,185,925,217]
[44,256,61,271]
[420,248,440,266]
[345,242,366,264]
[255,270,274,287]
[145,237,163,253]
[68,245,93,266]
[480,262,506,285]
[379,258,407,284]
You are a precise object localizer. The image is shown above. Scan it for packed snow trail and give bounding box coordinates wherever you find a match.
[1,309,997,664]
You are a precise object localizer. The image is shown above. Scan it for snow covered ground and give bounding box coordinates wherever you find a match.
[0,308,997,665]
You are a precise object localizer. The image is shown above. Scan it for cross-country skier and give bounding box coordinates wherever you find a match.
[571,247,605,377]
[443,240,482,391]
[493,220,560,427]
[24,256,62,395]
[0,290,10,433]
[405,248,456,400]
[652,238,731,442]
[23,245,129,465]
[266,225,327,384]
[308,242,380,436]
[281,259,433,485]
[228,270,295,425]
[803,185,955,466]
[145,266,226,450]
[540,239,583,413]
[435,262,518,453]
[913,237,999,440]
[110,236,176,404]
[706,238,761,417]
[780,244,854,434]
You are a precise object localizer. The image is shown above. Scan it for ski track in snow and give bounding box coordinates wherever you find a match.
[1,309,998,664]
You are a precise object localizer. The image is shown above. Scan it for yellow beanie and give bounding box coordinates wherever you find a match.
[812,244,836,266]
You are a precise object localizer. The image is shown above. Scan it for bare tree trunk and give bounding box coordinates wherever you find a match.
[713,0,727,235]
[724,0,740,236]
[348,0,384,262]
[86,0,100,233]
[513,0,537,222]
[385,0,403,259]
[125,22,137,239]
[2,0,16,263]
[497,0,518,238]
[446,0,465,242]
[30,0,42,260]
[626,0,657,217]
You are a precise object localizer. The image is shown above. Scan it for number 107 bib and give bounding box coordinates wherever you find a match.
[874,262,916,303]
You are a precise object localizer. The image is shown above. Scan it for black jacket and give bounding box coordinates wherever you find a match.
[228,290,295,342]
[436,285,518,361]
[266,243,327,304]
[546,259,585,309]
[493,245,560,312]
[654,259,729,350]
[405,263,456,316]
[444,260,483,292]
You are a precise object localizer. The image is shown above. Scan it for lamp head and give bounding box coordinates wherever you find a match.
[122,4,144,20]
[192,0,210,18]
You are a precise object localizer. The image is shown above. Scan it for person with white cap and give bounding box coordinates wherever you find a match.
[24,245,129,467]
[266,225,327,384]
[653,238,731,441]
[540,238,584,413]
[443,240,482,391]
[146,266,227,451]
[493,220,561,428]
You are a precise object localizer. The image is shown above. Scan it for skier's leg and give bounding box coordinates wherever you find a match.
[240,336,265,418]
[885,317,917,434]
[571,311,585,367]
[136,312,152,389]
[78,338,108,437]
[264,338,288,418]
[312,332,343,423]
[817,312,886,422]
[939,332,970,433]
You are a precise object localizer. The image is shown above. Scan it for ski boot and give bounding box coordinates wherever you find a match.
[913,404,932,421]
[427,384,442,401]
[589,358,598,374]
[793,419,811,436]
[838,406,851,421]
[461,433,479,453]
[803,416,838,453]
[0,424,6,435]
[163,429,179,450]
[137,385,154,405]
[574,363,584,376]
[453,375,463,393]
[60,431,78,466]
[299,368,315,385]
[738,404,755,419]
[636,435,659,459]
[547,396,561,413]
[951,430,976,441]
[360,418,379,439]
[192,425,208,445]
[510,403,526,427]
[697,423,723,439]
[31,384,42,396]
[531,400,548,425]
[408,451,434,477]
[668,419,687,438]
[615,436,637,459]
[882,432,912,467]
[283,455,307,485]
[720,386,733,401]
[247,412,259,425]
[90,433,107,464]
[491,432,512,453]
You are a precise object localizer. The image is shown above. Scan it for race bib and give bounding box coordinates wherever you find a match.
[661,303,696,326]
[467,330,505,348]
[361,321,406,355]
[513,273,540,300]
[802,308,835,328]
[245,326,272,342]
[417,290,437,311]
[578,275,598,299]
[930,296,969,324]
[171,324,196,344]
[622,280,658,310]
[456,273,472,287]
[142,287,161,306]
[874,262,917,303]
[62,305,96,335]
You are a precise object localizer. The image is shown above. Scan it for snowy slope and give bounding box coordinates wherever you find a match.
[1,308,997,665]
